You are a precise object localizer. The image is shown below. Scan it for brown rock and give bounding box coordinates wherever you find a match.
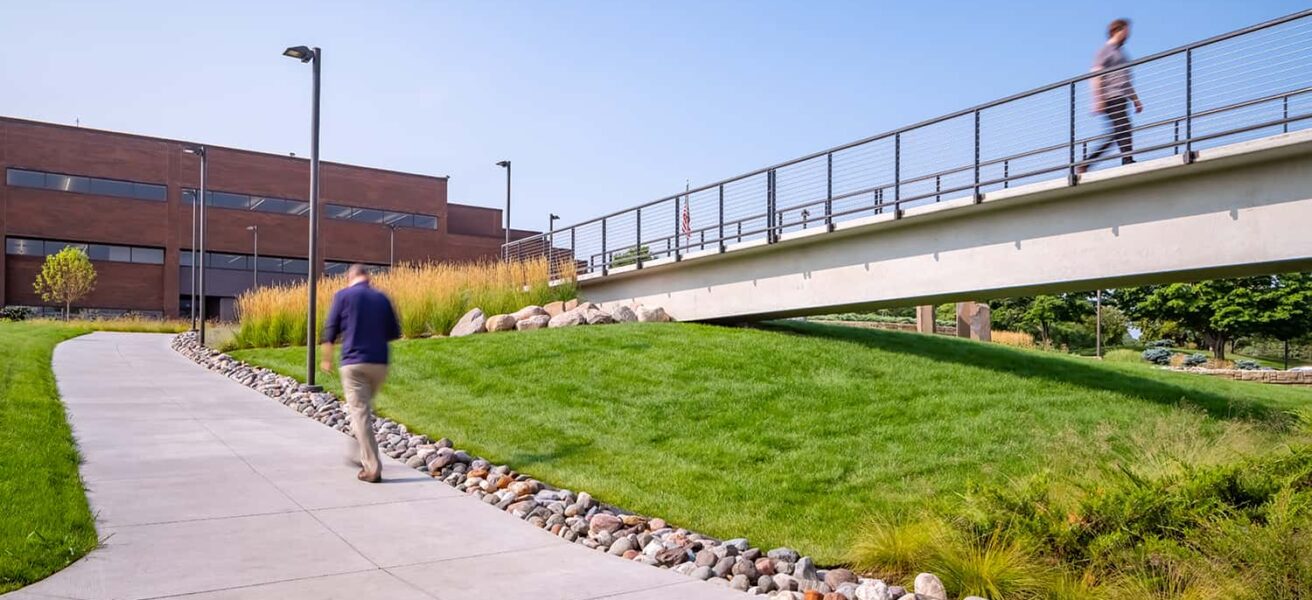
[466,468,489,479]
[622,549,640,560]
[564,298,579,311]
[590,513,623,534]
[543,301,566,317]
[804,591,824,600]
[621,514,645,527]
[755,557,776,576]
[516,315,551,331]
[649,518,667,530]
[512,305,549,321]
[485,314,517,332]
[824,568,856,588]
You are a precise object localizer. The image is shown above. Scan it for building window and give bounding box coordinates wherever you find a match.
[179,250,383,275]
[184,189,436,229]
[5,168,166,202]
[5,236,165,265]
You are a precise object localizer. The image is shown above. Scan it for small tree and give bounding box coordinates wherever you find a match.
[34,246,97,320]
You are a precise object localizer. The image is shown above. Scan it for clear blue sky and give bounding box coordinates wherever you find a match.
[1,1,1304,232]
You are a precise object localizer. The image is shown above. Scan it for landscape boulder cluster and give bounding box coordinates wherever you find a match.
[448,299,673,337]
[171,332,955,599]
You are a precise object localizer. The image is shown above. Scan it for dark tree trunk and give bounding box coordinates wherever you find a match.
[1212,335,1227,361]
[1286,340,1291,370]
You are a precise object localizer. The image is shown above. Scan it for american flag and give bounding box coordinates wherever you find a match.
[680,180,691,242]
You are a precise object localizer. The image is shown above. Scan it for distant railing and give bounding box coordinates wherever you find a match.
[506,9,1312,277]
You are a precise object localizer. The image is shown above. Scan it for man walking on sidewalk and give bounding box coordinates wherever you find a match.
[321,264,401,483]
[1078,18,1144,174]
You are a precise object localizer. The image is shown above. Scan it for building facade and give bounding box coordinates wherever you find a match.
[0,116,530,319]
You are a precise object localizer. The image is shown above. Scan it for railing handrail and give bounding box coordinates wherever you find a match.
[507,8,1312,248]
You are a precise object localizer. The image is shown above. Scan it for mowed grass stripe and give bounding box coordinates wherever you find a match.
[0,322,96,593]
[233,321,1312,563]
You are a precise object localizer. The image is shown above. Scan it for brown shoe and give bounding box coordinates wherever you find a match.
[357,469,381,483]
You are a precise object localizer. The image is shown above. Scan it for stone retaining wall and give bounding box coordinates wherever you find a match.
[170,332,950,600]
[1181,368,1312,385]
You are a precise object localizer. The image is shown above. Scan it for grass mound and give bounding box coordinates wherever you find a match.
[0,322,96,593]
[232,321,1312,564]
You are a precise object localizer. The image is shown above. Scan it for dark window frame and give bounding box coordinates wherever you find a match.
[5,167,166,202]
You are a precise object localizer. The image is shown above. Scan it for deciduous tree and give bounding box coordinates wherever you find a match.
[33,246,97,320]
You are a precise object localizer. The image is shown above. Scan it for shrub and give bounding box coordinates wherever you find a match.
[1142,348,1172,365]
[1103,348,1141,363]
[994,330,1037,349]
[232,257,575,348]
[1183,353,1208,367]
[1147,339,1174,349]
[1235,360,1262,371]
[0,306,33,321]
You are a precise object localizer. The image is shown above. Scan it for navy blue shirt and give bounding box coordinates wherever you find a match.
[322,281,401,366]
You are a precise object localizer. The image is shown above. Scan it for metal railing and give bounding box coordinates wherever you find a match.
[507,9,1312,277]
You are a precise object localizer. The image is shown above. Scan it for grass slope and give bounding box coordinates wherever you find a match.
[0,322,96,593]
[233,322,1312,563]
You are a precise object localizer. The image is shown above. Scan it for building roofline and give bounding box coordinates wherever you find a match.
[0,115,450,182]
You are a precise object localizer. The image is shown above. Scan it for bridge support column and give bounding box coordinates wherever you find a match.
[915,305,936,334]
[956,302,992,342]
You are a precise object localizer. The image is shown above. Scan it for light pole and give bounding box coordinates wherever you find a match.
[183,145,207,344]
[247,225,259,289]
[549,213,560,232]
[1096,289,1103,358]
[496,160,511,258]
[388,224,397,268]
[188,178,198,330]
[284,44,322,388]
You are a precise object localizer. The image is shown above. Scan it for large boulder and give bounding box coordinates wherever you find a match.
[516,315,551,331]
[450,308,486,336]
[636,305,673,323]
[513,305,548,321]
[564,298,580,312]
[584,305,615,325]
[485,314,517,332]
[913,573,947,600]
[611,304,639,323]
[543,301,566,317]
[548,309,586,328]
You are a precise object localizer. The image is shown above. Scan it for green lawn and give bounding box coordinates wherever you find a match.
[233,322,1312,563]
[0,322,96,593]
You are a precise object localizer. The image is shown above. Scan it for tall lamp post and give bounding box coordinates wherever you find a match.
[496,160,511,259]
[182,145,207,344]
[188,174,199,329]
[247,225,259,289]
[284,44,322,389]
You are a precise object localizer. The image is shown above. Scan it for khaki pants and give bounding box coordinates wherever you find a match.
[340,363,389,480]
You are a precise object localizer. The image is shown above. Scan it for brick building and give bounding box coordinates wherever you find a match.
[0,116,532,319]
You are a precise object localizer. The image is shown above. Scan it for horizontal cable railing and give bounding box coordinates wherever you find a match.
[509,9,1312,277]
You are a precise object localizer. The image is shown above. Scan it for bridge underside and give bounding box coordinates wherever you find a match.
[578,132,1312,322]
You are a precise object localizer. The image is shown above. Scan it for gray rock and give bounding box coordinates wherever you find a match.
[512,305,548,321]
[854,580,889,600]
[428,447,455,472]
[608,537,636,556]
[593,530,614,548]
[516,315,551,331]
[712,543,739,559]
[450,308,486,336]
[485,314,517,332]
[404,454,426,469]
[694,549,718,567]
[732,557,758,580]
[730,574,751,591]
[767,547,800,563]
[897,595,916,600]
[584,306,615,325]
[636,305,673,322]
[642,540,664,558]
[836,582,858,600]
[887,586,907,599]
[772,573,798,592]
[548,308,586,328]
[825,568,857,589]
[794,556,818,582]
[611,304,639,323]
[756,575,776,593]
[913,573,947,600]
[690,566,715,581]
[712,556,735,578]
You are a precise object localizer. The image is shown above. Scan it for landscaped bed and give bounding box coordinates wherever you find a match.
[231,321,1312,568]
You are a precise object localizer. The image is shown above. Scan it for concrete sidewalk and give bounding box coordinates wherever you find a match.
[6,333,740,600]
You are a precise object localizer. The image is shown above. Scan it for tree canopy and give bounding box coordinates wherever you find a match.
[33,246,97,320]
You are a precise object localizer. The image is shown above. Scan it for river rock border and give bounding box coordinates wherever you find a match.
[171,332,948,600]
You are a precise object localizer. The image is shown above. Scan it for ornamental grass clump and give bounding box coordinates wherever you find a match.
[231,257,574,349]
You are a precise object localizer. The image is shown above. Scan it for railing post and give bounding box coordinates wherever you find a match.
[673,197,681,261]
[1004,159,1010,188]
[935,175,941,202]
[1174,120,1180,155]
[717,184,725,252]
[1283,95,1289,134]
[893,132,901,218]
[1184,48,1195,164]
[635,207,643,269]
[766,169,777,242]
[570,227,576,270]
[823,150,834,229]
[1068,81,1077,185]
[973,109,981,203]
[601,217,608,276]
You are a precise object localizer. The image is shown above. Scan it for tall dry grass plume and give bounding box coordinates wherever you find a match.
[232,257,575,349]
[992,330,1037,349]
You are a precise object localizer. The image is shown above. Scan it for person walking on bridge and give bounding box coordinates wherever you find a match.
[321,264,401,483]
[1078,18,1143,174]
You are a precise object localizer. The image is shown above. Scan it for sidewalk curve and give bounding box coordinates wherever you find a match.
[5,332,741,600]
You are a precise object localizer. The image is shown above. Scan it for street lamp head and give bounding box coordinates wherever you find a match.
[496,160,510,168]
[283,45,314,63]
[550,213,560,220]
[246,225,257,231]
[182,145,205,157]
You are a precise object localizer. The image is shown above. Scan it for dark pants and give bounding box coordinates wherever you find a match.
[1086,96,1135,166]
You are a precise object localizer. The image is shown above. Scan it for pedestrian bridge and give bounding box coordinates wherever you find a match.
[506,10,1312,322]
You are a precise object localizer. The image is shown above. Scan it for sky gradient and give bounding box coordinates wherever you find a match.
[1,1,1305,232]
